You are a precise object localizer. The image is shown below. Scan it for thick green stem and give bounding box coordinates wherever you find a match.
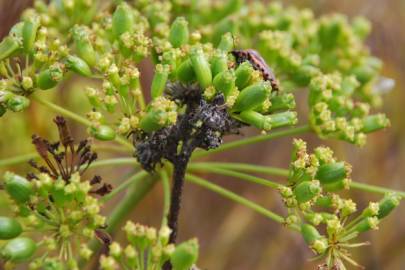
[90,158,138,169]
[350,181,405,198]
[188,163,281,189]
[160,169,171,226]
[31,95,134,150]
[185,173,294,228]
[192,125,311,158]
[100,171,147,203]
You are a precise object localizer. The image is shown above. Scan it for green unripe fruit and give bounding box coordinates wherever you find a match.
[301,224,321,245]
[169,17,189,48]
[66,55,92,77]
[232,81,271,112]
[294,181,321,203]
[177,59,196,83]
[151,64,169,99]
[353,217,379,233]
[90,125,116,141]
[315,162,347,185]
[352,16,371,40]
[315,195,333,208]
[22,16,40,53]
[213,17,238,46]
[139,111,165,133]
[4,172,33,203]
[0,217,22,240]
[190,48,212,89]
[268,111,297,129]
[1,237,36,262]
[36,65,64,90]
[361,114,390,133]
[213,70,235,98]
[71,25,96,66]
[6,95,30,112]
[0,217,23,240]
[112,3,134,39]
[0,36,20,61]
[210,52,229,77]
[377,193,401,219]
[239,111,271,130]
[234,61,254,89]
[267,93,296,113]
[217,32,234,52]
[171,239,199,270]
[322,179,346,192]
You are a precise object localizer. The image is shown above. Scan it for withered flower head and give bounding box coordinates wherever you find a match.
[28,116,111,197]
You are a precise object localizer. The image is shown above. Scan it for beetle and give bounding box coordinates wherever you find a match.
[231,49,279,91]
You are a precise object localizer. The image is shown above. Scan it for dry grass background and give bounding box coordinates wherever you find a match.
[0,1,404,269]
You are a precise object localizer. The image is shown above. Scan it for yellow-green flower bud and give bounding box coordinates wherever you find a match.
[361,114,390,133]
[6,95,30,112]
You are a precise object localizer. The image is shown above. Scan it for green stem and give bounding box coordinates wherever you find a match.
[31,95,134,150]
[350,181,405,198]
[188,164,281,189]
[190,162,288,177]
[0,153,38,167]
[192,125,311,158]
[100,171,148,203]
[90,158,138,169]
[186,173,295,228]
[160,169,171,227]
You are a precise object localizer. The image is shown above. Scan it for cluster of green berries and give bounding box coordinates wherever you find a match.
[100,221,199,270]
[279,139,401,268]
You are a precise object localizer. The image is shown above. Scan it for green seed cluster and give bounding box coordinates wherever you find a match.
[100,222,199,270]
[280,139,401,268]
[0,172,107,269]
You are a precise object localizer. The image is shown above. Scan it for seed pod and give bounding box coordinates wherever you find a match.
[9,22,24,39]
[210,51,229,77]
[190,48,212,89]
[232,81,271,112]
[361,114,390,133]
[6,95,30,112]
[294,181,321,203]
[3,172,33,203]
[0,217,23,240]
[22,16,40,53]
[268,111,297,129]
[301,224,321,245]
[353,217,379,233]
[36,65,64,90]
[0,36,20,61]
[315,162,347,185]
[213,70,235,98]
[90,125,116,141]
[377,193,401,219]
[239,111,271,130]
[234,61,254,89]
[169,17,189,48]
[66,55,92,77]
[217,32,234,52]
[322,179,346,192]
[112,3,134,39]
[71,25,96,66]
[213,17,238,46]
[0,237,37,262]
[171,239,199,270]
[151,64,169,99]
[139,111,165,133]
[267,93,296,113]
[176,59,196,83]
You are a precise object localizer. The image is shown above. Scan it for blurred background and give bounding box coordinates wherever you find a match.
[0,0,404,269]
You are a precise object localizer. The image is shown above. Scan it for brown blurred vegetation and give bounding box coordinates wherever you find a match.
[0,1,404,269]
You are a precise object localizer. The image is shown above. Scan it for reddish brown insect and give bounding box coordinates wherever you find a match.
[231,49,279,91]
